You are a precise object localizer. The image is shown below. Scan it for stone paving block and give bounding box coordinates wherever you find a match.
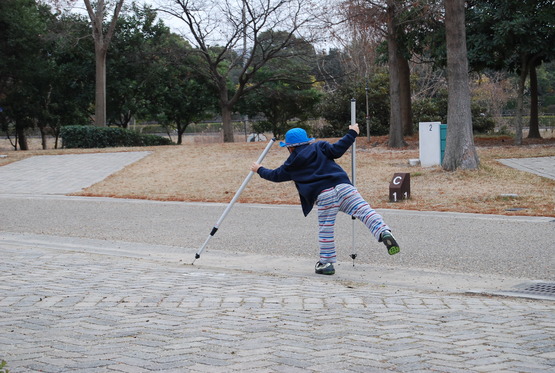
[24,362,67,372]
[187,363,233,372]
[108,362,152,372]
[509,361,555,373]
[538,351,555,359]
[427,358,471,370]
[473,363,516,372]
[225,359,275,371]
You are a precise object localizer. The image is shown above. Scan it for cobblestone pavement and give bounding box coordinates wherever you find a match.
[1,242,554,373]
[0,152,150,194]
[498,156,555,180]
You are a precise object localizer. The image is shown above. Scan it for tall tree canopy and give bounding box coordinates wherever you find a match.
[466,0,555,143]
[238,31,321,138]
[0,0,51,149]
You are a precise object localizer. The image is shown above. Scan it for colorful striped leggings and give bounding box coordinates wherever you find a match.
[316,183,389,264]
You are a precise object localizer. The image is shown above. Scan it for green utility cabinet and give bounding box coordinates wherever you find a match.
[440,124,447,163]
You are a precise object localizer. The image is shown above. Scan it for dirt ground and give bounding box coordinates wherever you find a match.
[1,135,554,217]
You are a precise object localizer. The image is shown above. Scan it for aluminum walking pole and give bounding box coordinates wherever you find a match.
[193,138,276,264]
[350,99,358,266]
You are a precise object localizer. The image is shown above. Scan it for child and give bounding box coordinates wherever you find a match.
[251,124,400,275]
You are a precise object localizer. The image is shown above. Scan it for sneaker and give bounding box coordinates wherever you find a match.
[381,231,400,255]
[315,262,335,275]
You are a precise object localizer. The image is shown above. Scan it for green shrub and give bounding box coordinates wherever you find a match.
[61,126,173,149]
[412,95,496,134]
[412,97,447,125]
[0,359,8,373]
[471,102,496,133]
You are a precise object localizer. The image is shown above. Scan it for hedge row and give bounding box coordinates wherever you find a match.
[61,125,173,148]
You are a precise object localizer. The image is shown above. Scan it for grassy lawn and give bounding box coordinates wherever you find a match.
[1,135,554,217]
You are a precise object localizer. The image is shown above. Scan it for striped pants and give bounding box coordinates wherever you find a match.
[316,183,389,264]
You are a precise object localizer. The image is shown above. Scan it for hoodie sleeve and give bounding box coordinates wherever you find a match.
[320,129,357,159]
[257,165,293,183]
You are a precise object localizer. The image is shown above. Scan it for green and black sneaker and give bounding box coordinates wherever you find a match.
[381,231,400,255]
[315,262,335,275]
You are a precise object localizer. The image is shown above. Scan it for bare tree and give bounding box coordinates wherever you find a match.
[340,0,440,147]
[327,1,380,82]
[442,0,479,170]
[471,71,515,128]
[83,0,124,127]
[338,0,404,146]
[411,61,446,101]
[159,0,321,142]
[40,0,78,11]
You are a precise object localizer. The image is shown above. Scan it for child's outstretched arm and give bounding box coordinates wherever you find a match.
[251,162,292,182]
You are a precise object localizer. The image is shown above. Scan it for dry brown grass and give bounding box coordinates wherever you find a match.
[1,135,554,217]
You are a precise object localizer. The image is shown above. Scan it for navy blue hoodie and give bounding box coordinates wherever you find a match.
[257,129,357,216]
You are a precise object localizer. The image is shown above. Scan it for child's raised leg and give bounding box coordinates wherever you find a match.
[335,184,390,240]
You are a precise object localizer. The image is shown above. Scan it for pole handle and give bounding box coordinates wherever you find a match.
[350,99,356,185]
[350,99,357,264]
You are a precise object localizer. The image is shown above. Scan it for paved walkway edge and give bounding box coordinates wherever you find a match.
[0,231,545,300]
[498,156,555,180]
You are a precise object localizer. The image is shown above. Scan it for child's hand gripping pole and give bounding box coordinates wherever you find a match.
[192,138,276,264]
[350,99,358,266]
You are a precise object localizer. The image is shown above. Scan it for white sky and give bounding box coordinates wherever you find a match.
[62,0,183,32]
[64,0,339,51]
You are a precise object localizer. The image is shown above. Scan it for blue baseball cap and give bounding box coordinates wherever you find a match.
[279,128,315,148]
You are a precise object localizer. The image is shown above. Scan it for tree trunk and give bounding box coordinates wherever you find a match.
[399,54,413,136]
[527,60,541,138]
[221,105,234,142]
[177,131,183,145]
[514,56,528,146]
[95,47,107,127]
[443,0,479,171]
[386,0,404,148]
[176,121,185,145]
[218,80,235,142]
[40,126,47,149]
[16,121,28,150]
[84,0,124,128]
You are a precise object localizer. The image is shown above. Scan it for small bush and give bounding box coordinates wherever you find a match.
[0,359,8,373]
[61,126,173,149]
[412,97,448,125]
